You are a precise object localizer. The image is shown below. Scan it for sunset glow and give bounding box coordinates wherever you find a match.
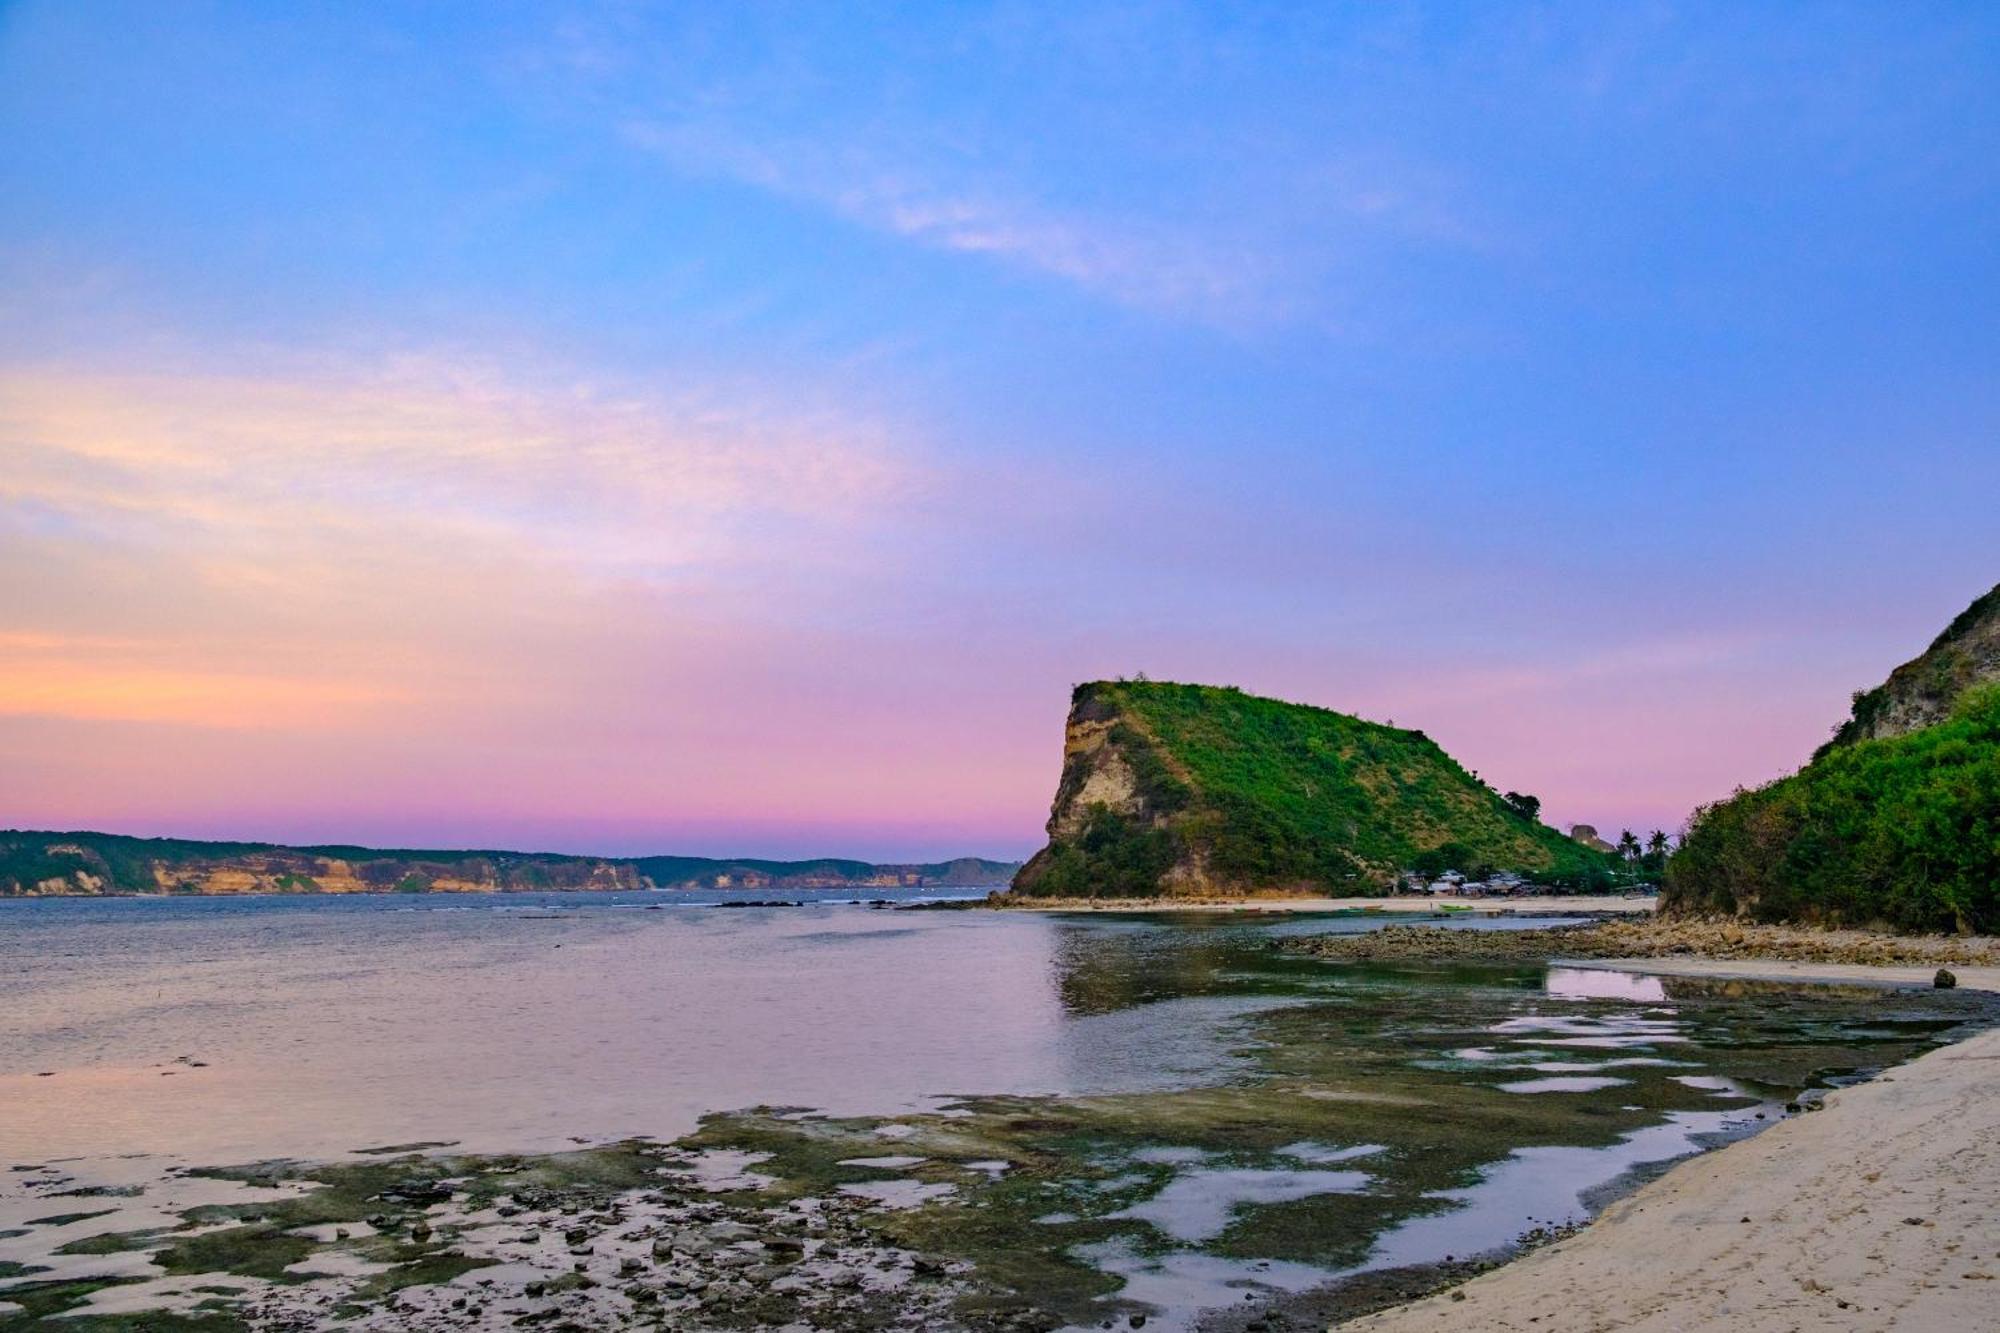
[3,3,1996,858]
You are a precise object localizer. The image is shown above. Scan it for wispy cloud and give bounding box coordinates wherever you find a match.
[0,350,921,729]
[1,355,910,573]
[624,120,1289,323]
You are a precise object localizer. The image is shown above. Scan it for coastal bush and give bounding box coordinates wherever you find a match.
[1666,685,2000,933]
[1027,804,1182,898]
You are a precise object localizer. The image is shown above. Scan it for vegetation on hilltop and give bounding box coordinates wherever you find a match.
[1664,683,2000,934]
[1015,680,1615,897]
[1818,581,1999,756]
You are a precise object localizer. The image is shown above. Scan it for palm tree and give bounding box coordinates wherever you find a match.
[1616,830,1641,863]
[1646,830,1670,860]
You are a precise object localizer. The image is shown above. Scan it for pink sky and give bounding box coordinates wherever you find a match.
[4,4,1996,860]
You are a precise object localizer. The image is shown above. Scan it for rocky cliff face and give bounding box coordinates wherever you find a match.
[0,834,647,896]
[1012,680,1607,898]
[1820,581,2000,754]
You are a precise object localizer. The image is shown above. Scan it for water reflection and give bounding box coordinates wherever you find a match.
[1546,965,1668,1002]
[2,896,1994,1332]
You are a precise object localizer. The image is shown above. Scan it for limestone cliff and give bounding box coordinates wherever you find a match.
[1012,680,1609,898]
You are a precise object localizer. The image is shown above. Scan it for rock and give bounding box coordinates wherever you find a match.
[1936,968,1958,988]
[379,1179,452,1206]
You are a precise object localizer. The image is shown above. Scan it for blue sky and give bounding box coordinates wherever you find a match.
[2,2,1996,858]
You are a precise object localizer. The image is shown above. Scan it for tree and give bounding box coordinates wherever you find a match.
[1639,829,1670,878]
[1616,830,1641,864]
[1502,791,1542,823]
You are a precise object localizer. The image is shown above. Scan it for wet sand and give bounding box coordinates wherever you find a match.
[1344,960,2000,1332]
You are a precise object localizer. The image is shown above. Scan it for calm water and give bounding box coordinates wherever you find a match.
[1,893,1991,1327]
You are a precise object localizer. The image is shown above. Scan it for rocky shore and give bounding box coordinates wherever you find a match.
[1287,917,2000,968]
[0,1141,1001,1332]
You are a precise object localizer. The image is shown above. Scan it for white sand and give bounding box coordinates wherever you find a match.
[1342,959,2000,1331]
[1002,894,1656,915]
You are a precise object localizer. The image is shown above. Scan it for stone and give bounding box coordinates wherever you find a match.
[1936,968,1958,989]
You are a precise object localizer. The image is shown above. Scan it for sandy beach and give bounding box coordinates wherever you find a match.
[998,894,1658,915]
[1342,958,2000,1332]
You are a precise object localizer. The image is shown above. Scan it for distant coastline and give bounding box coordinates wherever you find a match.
[0,828,1020,898]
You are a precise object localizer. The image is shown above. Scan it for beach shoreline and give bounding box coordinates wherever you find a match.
[1337,957,2000,1331]
[990,893,1658,916]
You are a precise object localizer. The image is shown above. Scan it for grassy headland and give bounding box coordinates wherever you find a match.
[1012,680,1615,899]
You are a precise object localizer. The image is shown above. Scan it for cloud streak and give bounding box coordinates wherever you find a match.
[624,119,1291,323]
[0,350,921,731]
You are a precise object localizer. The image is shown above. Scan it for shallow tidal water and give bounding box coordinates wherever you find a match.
[1,893,1992,1330]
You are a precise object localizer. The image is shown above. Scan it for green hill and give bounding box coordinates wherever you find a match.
[1665,683,2000,934]
[1666,581,2000,934]
[1011,680,1611,897]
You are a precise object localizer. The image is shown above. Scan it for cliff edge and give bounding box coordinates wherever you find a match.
[1819,580,2000,755]
[1012,680,1606,898]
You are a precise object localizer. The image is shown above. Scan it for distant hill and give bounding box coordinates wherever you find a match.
[1666,581,2000,933]
[1011,680,1611,898]
[0,830,1020,897]
[633,854,1020,892]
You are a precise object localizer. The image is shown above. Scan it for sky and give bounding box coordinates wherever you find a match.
[2,2,1996,861]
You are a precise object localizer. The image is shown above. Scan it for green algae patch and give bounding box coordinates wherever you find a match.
[0,1277,244,1332]
[55,1225,176,1256]
[153,1223,316,1282]
[350,1248,496,1299]
[25,1208,119,1227]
